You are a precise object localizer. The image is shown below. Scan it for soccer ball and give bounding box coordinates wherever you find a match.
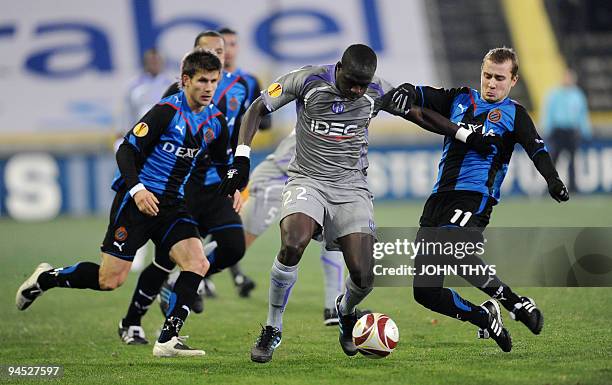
[352,312,399,358]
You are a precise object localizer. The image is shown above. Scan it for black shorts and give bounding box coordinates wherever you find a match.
[152,183,243,270]
[414,191,496,288]
[186,184,243,235]
[419,190,496,229]
[101,189,200,261]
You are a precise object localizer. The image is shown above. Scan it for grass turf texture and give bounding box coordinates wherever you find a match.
[1,196,611,385]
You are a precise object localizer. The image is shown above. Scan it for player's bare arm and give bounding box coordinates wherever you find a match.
[237,96,268,147]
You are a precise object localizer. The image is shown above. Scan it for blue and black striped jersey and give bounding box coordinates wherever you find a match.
[234,68,260,108]
[416,87,548,202]
[162,71,248,187]
[112,90,229,198]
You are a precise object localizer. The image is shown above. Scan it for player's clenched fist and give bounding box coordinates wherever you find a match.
[546,176,570,202]
[218,154,250,197]
[380,83,417,118]
[133,189,160,216]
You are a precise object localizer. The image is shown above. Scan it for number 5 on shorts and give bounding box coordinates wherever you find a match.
[283,187,308,206]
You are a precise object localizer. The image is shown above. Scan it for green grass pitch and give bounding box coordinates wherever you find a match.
[1,196,611,384]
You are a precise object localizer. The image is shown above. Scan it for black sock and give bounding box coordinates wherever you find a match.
[123,264,169,326]
[158,271,202,343]
[443,288,489,328]
[459,254,522,312]
[480,285,521,312]
[415,287,488,328]
[229,264,244,280]
[38,262,101,290]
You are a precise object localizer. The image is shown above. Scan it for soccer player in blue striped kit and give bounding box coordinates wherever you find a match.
[116,31,251,344]
[16,50,234,357]
[387,47,569,352]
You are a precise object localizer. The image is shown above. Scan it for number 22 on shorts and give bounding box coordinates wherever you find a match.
[283,187,308,206]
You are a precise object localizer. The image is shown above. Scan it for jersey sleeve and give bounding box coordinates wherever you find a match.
[260,66,313,112]
[208,114,231,166]
[514,103,561,181]
[514,103,548,159]
[124,103,176,155]
[414,86,470,118]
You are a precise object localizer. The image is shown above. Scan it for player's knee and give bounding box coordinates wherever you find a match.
[180,257,208,275]
[98,274,124,291]
[189,256,209,276]
[279,242,306,265]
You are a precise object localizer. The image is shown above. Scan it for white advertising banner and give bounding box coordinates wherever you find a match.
[0,0,437,135]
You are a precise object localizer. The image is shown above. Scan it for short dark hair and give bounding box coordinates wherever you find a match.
[483,47,519,78]
[341,44,377,77]
[181,50,222,80]
[193,30,224,48]
[218,27,237,35]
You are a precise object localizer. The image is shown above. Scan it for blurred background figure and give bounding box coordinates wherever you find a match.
[117,48,174,150]
[541,68,591,192]
[219,28,265,111]
[118,48,174,272]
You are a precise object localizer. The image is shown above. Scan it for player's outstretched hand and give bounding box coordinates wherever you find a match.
[380,83,417,118]
[465,133,502,156]
[546,176,569,202]
[217,156,250,197]
[134,189,159,216]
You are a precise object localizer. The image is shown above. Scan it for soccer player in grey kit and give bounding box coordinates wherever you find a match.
[218,44,500,363]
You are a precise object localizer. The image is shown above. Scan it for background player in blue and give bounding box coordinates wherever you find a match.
[387,47,569,352]
[219,28,269,117]
[16,50,230,357]
[117,31,251,341]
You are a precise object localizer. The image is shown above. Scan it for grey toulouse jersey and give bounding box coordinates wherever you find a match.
[261,64,394,183]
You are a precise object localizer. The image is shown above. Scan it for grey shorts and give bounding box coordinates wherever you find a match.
[241,179,285,236]
[280,175,375,251]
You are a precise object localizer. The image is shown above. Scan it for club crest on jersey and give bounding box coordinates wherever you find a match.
[114,226,128,241]
[331,102,345,114]
[267,82,282,98]
[132,122,149,137]
[204,128,215,144]
[229,96,239,111]
[488,109,502,123]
